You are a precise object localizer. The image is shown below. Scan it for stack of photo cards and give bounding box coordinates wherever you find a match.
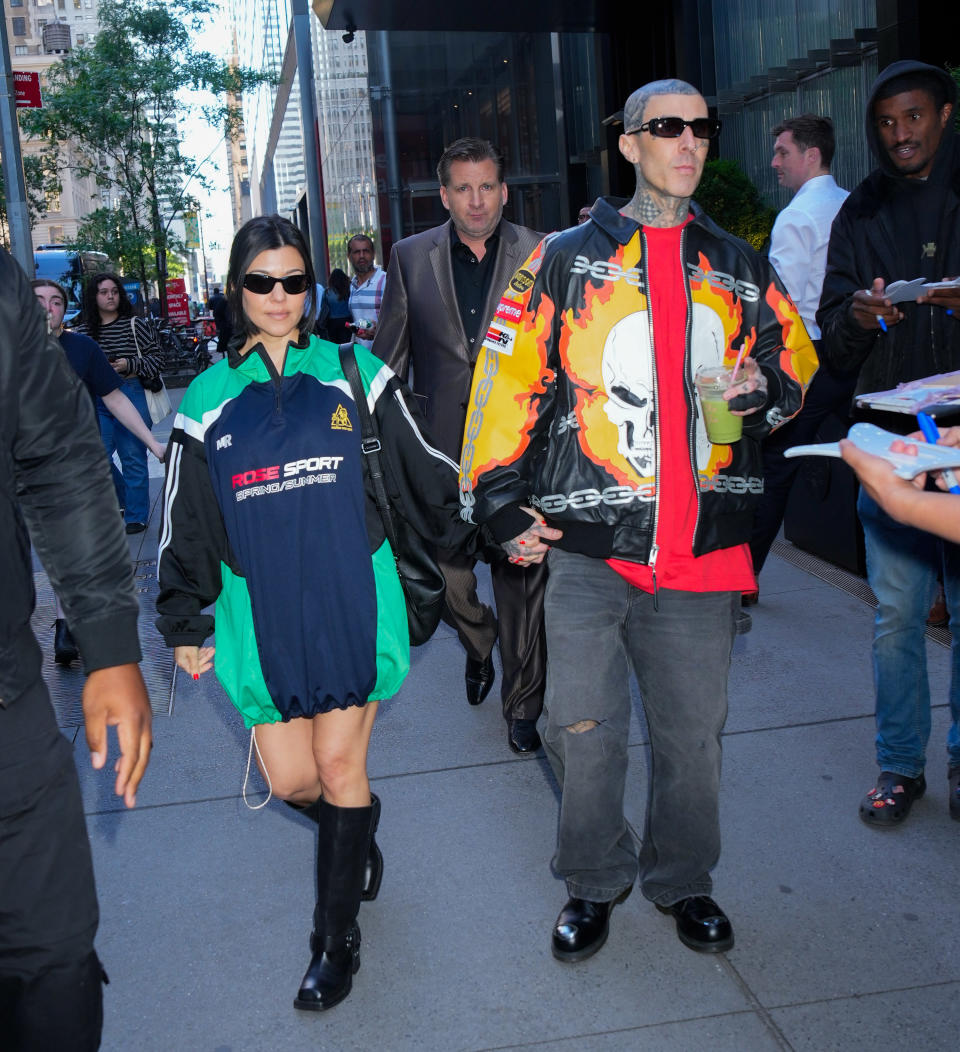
[856,370,960,417]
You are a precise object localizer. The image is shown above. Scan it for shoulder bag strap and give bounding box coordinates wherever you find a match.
[129,316,144,368]
[338,343,401,557]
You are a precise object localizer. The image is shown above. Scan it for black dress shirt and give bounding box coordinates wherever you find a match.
[449,223,501,353]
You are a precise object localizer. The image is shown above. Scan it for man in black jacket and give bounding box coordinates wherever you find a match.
[461,82,815,962]
[818,60,960,827]
[0,247,152,1050]
[207,285,232,352]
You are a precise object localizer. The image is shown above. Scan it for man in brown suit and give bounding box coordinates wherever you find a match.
[372,137,546,754]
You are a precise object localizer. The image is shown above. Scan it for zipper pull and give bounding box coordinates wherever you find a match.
[649,543,660,612]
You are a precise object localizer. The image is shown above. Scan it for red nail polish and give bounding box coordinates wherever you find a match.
[193,673,199,681]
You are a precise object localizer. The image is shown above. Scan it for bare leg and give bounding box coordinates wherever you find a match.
[311,702,379,806]
[252,717,323,805]
[253,702,379,806]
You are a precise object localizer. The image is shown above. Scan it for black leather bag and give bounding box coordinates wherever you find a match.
[339,344,446,646]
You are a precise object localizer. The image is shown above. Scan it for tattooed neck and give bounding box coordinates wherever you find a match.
[621,177,690,228]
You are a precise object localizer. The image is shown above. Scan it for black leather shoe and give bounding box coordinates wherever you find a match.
[551,887,631,963]
[294,924,361,1011]
[125,521,147,535]
[465,653,495,706]
[657,895,734,953]
[54,619,79,666]
[507,718,542,754]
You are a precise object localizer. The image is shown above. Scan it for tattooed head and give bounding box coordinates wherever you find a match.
[618,80,709,228]
[622,79,702,134]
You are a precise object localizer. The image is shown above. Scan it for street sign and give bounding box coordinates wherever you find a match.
[166,293,191,324]
[166,278,190,324]
[14,71,42,109]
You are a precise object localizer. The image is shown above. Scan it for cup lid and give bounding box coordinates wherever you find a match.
[695,364,732,385]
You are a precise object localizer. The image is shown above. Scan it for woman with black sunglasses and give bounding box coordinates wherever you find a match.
[156,214,473,1012]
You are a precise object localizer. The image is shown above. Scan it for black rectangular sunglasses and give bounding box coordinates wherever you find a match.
[629,117,722,140]
[242,273,311,295]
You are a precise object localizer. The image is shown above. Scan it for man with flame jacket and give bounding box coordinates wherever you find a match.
[460,80,816,962]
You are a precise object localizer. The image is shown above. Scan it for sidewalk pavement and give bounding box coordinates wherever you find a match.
[47,397,960,1051]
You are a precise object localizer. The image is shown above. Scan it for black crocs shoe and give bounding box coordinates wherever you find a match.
[859,770,926,828]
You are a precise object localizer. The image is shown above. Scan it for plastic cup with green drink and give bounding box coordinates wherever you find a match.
[695,363,743,444]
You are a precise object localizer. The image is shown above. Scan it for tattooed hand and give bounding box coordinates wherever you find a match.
[724,357,768,416]
[502,507,564,566]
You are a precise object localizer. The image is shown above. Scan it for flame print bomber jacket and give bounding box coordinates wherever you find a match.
[459,197,819,563]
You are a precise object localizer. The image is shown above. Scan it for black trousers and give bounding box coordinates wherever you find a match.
[750,351,858,575]
[0,677,103,1052]
[437,550,548,722]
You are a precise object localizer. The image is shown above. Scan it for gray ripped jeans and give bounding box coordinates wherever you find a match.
[542,548,736,906]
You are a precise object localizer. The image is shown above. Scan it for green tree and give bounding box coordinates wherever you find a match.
[21,0,267,311]
[66,206,162,280]
[694,159,777,251]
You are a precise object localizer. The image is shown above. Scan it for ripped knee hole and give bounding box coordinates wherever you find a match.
[564,720,598,734]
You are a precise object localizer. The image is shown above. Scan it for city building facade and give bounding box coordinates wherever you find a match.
[3,0,102,247]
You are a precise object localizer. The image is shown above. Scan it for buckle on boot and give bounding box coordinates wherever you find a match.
[314,923,360,954]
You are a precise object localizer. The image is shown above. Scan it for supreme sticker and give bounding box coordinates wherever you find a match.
[494,299,522,324]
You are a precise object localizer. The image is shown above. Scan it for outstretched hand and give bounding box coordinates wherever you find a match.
[840,435,960,544]
[839,437,924,506]
[82,663,153,809]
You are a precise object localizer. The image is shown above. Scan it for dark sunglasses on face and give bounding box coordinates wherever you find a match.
[628,116,722,140]
[242,272,310,295]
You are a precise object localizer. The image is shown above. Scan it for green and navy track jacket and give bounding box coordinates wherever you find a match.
[156,334,472,727]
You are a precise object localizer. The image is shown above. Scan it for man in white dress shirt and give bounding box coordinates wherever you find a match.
[746,114,853,594]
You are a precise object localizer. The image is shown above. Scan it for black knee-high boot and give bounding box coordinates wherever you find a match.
[294,798,374,1012]
[363,793,383,901]
[287,792,383,901]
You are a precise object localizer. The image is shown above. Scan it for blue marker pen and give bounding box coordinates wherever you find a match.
[865,287,888,331]
[917,411,960,495]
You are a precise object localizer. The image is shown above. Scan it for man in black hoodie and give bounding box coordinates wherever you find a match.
[818,60,960,827]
